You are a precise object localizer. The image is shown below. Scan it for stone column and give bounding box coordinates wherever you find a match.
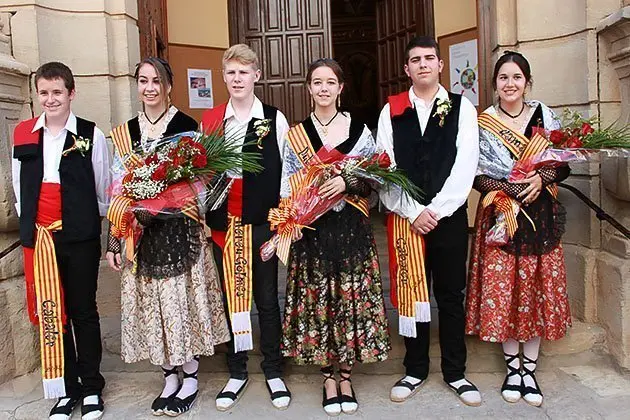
[596,7,630,370]
[0,12,39,385]
[0,0,141,131]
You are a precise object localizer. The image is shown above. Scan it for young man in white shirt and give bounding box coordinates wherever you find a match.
[12,62,110,420]
[377,36,481,406]
[200,44,292,411]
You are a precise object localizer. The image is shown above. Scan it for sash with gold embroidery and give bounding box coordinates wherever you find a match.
[386,213,430,338]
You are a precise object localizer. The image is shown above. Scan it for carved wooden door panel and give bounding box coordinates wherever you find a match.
[376,0,433,105]
[137,0,168,59]
[229,0,332,123]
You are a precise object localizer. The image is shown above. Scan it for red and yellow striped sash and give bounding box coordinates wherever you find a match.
[478,113,557,198]
[387,213,430,337]
[110,122,142,168]
[107,195,136,262]
[223,216,254,351]
[33,220,66,398]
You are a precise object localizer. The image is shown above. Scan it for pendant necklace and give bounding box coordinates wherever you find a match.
[145,107,169,125]
[313,111,339,136]
[499,102,525,119]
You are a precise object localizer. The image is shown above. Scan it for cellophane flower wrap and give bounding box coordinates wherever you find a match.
[108,128,263,261]
[260,147,420,264]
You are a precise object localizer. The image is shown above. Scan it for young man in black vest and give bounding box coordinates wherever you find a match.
[377,36,481,406]
[11,62,109,420]
[200,44,292,411]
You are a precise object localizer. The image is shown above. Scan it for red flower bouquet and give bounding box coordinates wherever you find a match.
[108,129,263,261]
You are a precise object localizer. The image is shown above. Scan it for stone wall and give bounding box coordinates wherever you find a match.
[597,7,630,370]
[0,10,38,385]
[0,0,142,131]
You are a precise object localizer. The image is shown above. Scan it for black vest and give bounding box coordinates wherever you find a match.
[126,110,199,150]
[391,92,468,245]
[15,117,101,247]
[206,104,281,230]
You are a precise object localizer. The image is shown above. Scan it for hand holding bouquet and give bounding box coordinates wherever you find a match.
[261,150,420,264]
[108,128,263,261]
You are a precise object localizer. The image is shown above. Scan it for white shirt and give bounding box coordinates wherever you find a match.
[377,85,480,222]
[11,112,111,217]
[224,96,290,178]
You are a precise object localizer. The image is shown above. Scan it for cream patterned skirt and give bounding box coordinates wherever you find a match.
[120,234,230,366]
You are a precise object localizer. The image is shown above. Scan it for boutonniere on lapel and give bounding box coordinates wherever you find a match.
[254,118,272,149]
[62,135,92,157]
[433,98,452,127]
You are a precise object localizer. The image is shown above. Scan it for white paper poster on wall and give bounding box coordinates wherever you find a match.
[449,39,479,106]
[187,68,213,109]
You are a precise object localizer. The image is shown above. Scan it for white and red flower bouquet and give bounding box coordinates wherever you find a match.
[108,128,262,261]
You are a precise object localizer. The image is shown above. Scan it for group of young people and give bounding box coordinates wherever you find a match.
[11,35,571,420]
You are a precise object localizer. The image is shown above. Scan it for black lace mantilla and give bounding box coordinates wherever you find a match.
[136,215,202,279]
[291,205,374,268]
[107,215,202,279]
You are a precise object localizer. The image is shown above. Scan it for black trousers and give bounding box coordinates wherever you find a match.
[54,236,105,398]
[403,208,468,383]
[212,223,283,380]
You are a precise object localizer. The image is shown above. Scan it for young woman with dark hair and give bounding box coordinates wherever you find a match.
[280,58,391,416]
[106,57,230,417]
[465,51,572,407]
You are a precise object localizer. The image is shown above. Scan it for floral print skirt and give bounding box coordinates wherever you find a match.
[120,232,230,366]
[281,206,391,366]
[465,204,572,343]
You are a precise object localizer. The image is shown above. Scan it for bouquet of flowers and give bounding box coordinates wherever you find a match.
[481,108,630,246]
[510,109,630,182]
[260,149,420,264]
[108,128,263,261]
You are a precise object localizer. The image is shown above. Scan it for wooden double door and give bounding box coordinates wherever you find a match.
[228,0,434,124]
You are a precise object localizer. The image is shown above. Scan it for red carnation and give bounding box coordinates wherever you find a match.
[549,129,565,145]
[152,163,168,181]
[192,142,206,154]
[565,136,583,148]
[172,155,185,167]
[580,122,594,136]
[146,153,158,165]
[376,152,391,168]
[192,154,207,168]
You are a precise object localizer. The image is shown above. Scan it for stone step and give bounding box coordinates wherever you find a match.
[101,312,607,376]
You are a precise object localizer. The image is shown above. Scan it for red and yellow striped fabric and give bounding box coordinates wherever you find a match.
[33,220,66,398]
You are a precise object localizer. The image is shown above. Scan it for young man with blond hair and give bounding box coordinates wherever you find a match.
[200,44,292,411]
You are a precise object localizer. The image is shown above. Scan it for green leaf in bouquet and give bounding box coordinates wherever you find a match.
[193,124,265,175]
[361,162,424,202]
